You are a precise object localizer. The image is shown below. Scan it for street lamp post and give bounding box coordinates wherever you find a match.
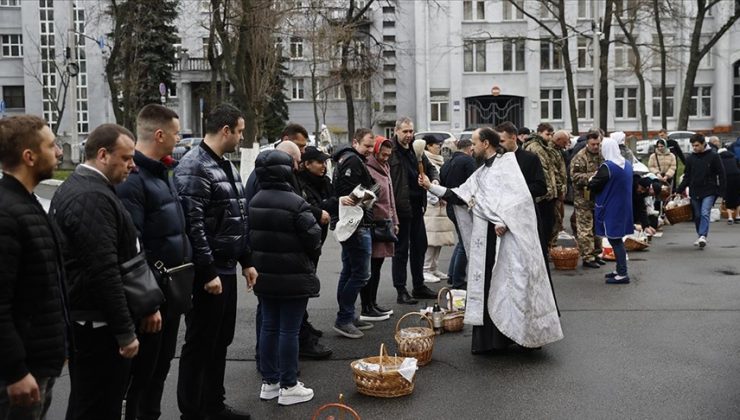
[593,19,601,131]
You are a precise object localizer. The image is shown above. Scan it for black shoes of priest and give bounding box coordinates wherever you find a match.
[412,285,437,299]
[396,289,418,305]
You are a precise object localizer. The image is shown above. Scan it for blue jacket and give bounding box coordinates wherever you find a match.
[590,160,634,238]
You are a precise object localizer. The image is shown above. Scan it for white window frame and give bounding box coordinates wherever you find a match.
[502,0,524,21]
[291,78,305,100]
[539,2,556,19]
[615,87,638,119]
[502,38,525,72]
[463,39,486,72]
[430,90,449,122]
[614,37,635,70]
[540,38,562,70]
[2,85,25,109]
[383,127,394,139]
[290,37,303,59]
[578,0,595,19]
[577,88,594,120]
[463,1,485,21]
[577,36,592,69]
[0,0,20,6]
[540,89,562,121]
[334,82,365,100]
[1,34,23,58]
[652,86,675,118]
[700,36,713,69]
[689,86,712,118]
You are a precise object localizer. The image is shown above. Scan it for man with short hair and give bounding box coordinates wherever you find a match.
[550,130,571,246]
[389,117,439,304]
[331,128,377,338]
[0,115,68,420]
[570,131,605,268]
[517,127,531,146]
[51,123,143,419]
[174,104,256,420]
[676,134,726,248]
[116,104,192,420]
[281,124,310,152]
[440,139,476,290]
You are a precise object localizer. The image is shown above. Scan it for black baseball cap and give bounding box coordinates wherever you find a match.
[301,146,331,162]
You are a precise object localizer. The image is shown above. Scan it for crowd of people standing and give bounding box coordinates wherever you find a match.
[1,102,738,419]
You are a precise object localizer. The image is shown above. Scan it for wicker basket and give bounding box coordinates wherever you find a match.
[394,312,435,366]
[550,246,579,270]
[624,237,649,252]
[665,196,693,224]
[350,344,415,398]
[437,287,464,333]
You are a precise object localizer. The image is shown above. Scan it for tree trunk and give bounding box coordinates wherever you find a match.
[652,0,668,130]
[557,0,578,134]
[599,1,613,131]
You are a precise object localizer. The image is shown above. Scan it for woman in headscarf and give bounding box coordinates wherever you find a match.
[610,131,636,163]
[588,137,634,284]
[648,139,677,187]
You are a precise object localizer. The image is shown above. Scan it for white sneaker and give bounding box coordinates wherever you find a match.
[698,236,707,248]
[693,237,701,247]
[278,382,314,406]
[432,270,449,281]
[423,272,441,283]
[260,382,279,400]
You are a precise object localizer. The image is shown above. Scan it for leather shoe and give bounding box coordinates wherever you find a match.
[304,320,323,337]
[298,337,332,360]
[412,285,437,299]
[582,260,600,269]
[207,405,250,420]
[397,289,418,305]
[595,257,606,265]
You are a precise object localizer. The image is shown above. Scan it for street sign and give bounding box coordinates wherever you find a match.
[159,83,167,96]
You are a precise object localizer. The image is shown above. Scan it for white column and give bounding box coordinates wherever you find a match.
[713,34,732,128]
[179,81,192,135]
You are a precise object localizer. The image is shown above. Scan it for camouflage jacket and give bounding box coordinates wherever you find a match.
[570,146,604,200]
[523,135,564,201]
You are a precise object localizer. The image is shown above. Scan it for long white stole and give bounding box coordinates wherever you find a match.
[452,153,563,348]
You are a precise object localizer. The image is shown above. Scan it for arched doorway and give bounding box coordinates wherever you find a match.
[465,95,523,129]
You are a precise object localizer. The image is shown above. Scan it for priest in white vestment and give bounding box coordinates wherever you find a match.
[419,127,563,352]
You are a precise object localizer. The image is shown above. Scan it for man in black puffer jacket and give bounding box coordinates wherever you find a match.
[51,123,143,420]
[250,149,322,404]
[0,115,68,419]
[174,104,256,420]
[116,104,193,420]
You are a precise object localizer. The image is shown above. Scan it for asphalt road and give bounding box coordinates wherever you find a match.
[45,209,740,419]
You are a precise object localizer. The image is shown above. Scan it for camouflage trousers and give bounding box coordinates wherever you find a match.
[571,199,602,262]
[549,199,564,248]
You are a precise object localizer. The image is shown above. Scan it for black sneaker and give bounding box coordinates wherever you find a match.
[373,302,393,316]
[208,405,250,420]
[397,289,418,305]
[412,285,437,299]
[594,257,606,265]
[582,260,600,269]
[304,320,323,338]
[298,337,332,360]
[360,306,390,322]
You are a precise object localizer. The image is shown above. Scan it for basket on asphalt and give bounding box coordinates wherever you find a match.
[350,344,415,398]
[624,236,649,252]
[550,246,579,270]
[665,195,693,224]
[437,287,464,332]
[394,312,435,366]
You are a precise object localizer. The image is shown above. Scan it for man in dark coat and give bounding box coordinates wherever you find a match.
[116,104,193,420]
[51,124,143,420]
[440,139,476,289]
[0,115,68,419]
[676,134,726,248]
[389,117,440,304]
[174,104,256,420]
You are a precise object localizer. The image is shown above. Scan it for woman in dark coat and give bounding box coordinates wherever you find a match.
[719,146,740,223]
[589,137,633,284]
[249,150,322,406]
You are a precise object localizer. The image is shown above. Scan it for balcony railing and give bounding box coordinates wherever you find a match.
[174,57,212,72]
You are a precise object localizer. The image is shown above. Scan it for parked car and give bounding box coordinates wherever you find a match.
[636,131,694,157]
[457,130,474,142]
[414,131,458,160]
[172,137,203,160]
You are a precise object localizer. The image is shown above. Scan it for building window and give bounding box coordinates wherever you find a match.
[382,50,395,58]
[334,81,366,100]
[463,39,486,72]
[430,91,449,122]
[383,63,396,72]
[383,126,394,138]
[292,78,305,100]
[384,78,395,86]
[290,37,303,59]
[689,86,712,117]
[383,105,397,113]
[614,37,635,69]
[463,1,485,20]
[383,35,395,43]
[540,38,562,70]
[382,20,395,28]
[503,39,525,71]
[615,0,637,17]
[540,89,562,121]
[652,86,674,118]
[578,0,594,19]
[313,78,325,100]
[39,0,56,126]
[700,36,712,69]
[0,0,20,6]
[502,0,523,20]
[382,6,395,14]
[1,34,23,57]
[577,88,593,119]
[539,2,555,19]
[168,85,177,99]
[615,87,637,119]
[577,37,591,69]
[2,86,25,108]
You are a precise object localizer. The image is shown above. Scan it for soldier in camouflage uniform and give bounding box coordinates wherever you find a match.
[523,123,562,250]
[549,130,570,248]
[570,131,605,268]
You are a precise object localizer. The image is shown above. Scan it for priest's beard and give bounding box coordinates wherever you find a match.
[473,150,488,167]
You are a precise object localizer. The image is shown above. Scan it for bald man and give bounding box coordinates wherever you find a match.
[550,130,570,247]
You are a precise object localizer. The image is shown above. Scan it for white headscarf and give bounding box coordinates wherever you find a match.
[610,131,626,145]
[601,136,626,169]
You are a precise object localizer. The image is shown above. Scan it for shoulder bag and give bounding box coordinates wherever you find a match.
[121,252,165,320]
[154,260,194,316]
[372,219,397,242]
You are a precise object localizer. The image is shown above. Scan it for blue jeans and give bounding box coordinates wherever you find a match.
[608,237,628,276]
[258,296,308,388]
[447,222,467,288]
[690,195,716,237]
[336,227,371,326]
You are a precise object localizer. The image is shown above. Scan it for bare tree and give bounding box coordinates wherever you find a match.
[598,0,614,131]
[652,0,669,130]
